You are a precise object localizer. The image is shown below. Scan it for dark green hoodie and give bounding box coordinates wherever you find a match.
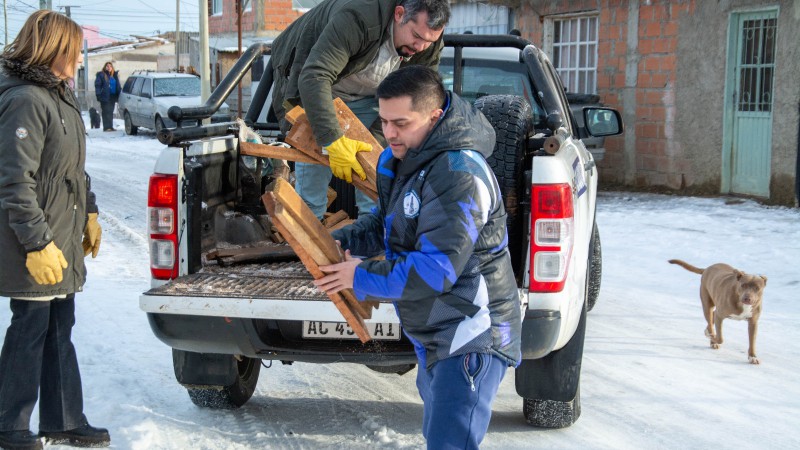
[0,58,97,298]
[270,0,444,146]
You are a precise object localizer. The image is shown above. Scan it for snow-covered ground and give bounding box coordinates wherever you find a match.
[2,120,799,449]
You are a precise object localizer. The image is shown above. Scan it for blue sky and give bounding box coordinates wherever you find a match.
[3,0,201,45]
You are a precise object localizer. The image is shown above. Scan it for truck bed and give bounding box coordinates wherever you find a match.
[144,261,326,301]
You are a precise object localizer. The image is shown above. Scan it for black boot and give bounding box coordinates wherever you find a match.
[39,424,110,448]
[0,430,42,450]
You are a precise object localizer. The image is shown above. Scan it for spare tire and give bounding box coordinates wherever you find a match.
[474,95,531,281]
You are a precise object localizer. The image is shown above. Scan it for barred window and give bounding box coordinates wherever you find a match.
[211,0,222,15]
[552,16,598,94]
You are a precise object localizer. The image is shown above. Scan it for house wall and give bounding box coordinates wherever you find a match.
[515,0,799,204]
[208,0,301,36]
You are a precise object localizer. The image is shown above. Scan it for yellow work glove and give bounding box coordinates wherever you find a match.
[325,135,372,183]
[82,212,102,258]
[25,241,69,285]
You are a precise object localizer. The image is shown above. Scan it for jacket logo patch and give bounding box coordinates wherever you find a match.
[403,191,420,218]
[15,127,28,139]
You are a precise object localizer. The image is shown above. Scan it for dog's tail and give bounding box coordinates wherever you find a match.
[668,259,704,274]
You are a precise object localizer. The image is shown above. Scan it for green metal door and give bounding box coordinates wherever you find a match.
[727,11,777,197]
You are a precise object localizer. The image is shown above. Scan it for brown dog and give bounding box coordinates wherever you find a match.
[668,259,767,364]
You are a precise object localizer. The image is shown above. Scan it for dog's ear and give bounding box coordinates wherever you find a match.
[760,275,767,285]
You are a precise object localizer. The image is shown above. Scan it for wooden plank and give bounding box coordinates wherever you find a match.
[323,210,349,228]
[272,201,373,322]
[329,218,355,231]
[270,180,374,319]
[262,193,372,342]
[240,141,319,165]
[273,178,343,265]
[332,97,382,182]
[207,245,296,265]
[284,104,379,201]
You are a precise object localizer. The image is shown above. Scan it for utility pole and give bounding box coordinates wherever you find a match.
[60,5,79,18]
[237,0,242,118]
[39,1,52,9]
[175,0,180,71]
[4,0,8,46]
[199,0,210,114]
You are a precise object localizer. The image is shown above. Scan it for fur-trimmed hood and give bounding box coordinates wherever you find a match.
[0,57,67,94]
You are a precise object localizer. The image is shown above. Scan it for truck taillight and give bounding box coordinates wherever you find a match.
[148,174,178,280]
[529,183,574,293]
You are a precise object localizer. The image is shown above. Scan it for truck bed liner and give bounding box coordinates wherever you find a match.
[145,261,327,301]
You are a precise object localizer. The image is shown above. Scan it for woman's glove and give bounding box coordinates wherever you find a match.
[26,242,69,285]
[82,212,102,258]
[325,135,372,183]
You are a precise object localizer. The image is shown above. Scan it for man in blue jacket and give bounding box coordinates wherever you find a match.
[314,66,521,449]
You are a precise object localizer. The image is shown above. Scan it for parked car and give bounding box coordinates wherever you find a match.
[118,71,231,136]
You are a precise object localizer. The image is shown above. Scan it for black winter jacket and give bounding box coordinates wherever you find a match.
[0,58,98,298]
[333,93,522,369]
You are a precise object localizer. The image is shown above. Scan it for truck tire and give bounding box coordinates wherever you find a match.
[474,95,531,279]
[186,356,260,409]
[517,297,587,428]
[587,222,602,312]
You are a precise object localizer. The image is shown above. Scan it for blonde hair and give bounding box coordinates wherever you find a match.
[2,10,83,67]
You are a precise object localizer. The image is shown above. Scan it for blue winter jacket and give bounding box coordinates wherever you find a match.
[94,70,120,102]
[333,92,522,369]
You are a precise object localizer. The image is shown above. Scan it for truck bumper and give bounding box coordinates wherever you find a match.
[141,294,416,365]
[521,309,561,359]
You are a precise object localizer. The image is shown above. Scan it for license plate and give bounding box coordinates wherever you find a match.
[302,321,401,341]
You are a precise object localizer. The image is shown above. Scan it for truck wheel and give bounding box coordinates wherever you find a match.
[124,111,138,135]
[587,222,602,312]
[517,298,587,428]
[474,95,531,280]
[186,356,260,409]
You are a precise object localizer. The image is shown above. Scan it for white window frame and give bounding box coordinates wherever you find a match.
[543,13,599,95]
[211,0,223,16]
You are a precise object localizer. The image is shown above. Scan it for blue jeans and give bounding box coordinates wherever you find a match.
[295,96,379,219]
[0,296,87,432]
[415,353,508,449]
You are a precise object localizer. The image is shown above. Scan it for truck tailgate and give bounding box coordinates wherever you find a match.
[139,262,400,323]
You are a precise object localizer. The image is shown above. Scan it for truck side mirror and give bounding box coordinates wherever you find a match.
[583,107,623,137]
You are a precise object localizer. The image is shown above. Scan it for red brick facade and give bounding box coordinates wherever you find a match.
[208,0,302,35]
[516,0,696,188]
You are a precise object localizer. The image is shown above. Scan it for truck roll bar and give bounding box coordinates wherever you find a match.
[167,42,271,123]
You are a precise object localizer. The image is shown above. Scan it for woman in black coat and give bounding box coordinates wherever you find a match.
[0,10,109,450]
[93,61,120,131]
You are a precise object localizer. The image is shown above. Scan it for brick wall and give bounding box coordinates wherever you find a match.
[516,0,696,188]
[209,0,302,35]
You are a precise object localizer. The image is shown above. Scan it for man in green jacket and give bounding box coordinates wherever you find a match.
[270,0,450,219]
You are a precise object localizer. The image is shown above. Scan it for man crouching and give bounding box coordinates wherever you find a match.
[314,65,521,449]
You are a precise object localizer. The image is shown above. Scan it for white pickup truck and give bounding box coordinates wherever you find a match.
[140,35,622,428]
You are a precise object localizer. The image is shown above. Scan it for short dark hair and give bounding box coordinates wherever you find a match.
[377,66,445,113]
[399,0,451,30]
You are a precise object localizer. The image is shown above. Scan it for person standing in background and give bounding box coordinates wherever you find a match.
[94,61,120,132]
[0,10,109,450]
